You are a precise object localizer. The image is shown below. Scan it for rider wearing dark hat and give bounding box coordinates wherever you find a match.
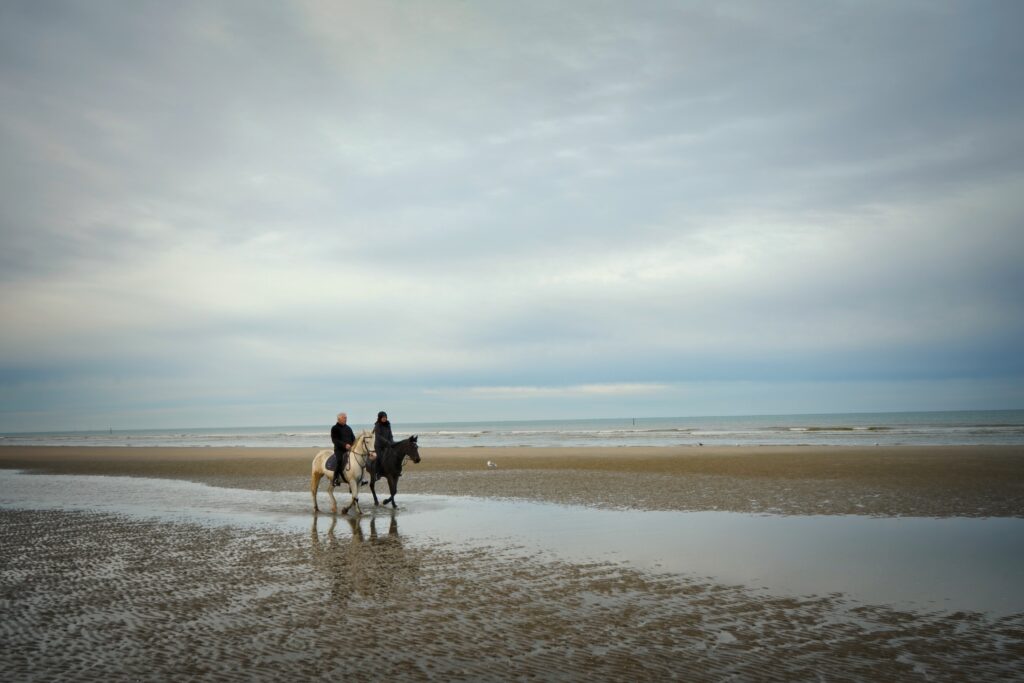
[370,411,394,481]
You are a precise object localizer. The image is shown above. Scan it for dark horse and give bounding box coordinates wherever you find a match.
[369,435,420,508]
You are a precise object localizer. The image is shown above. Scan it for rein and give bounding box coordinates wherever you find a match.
[389,439,416,465]
[350,435,375,468]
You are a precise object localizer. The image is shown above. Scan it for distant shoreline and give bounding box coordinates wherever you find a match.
[2,444,1022,517]
[3,410,1023,448]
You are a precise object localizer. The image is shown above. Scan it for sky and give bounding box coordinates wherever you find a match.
[1,1,1023,431]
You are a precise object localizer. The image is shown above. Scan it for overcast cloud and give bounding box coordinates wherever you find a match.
[1,1,1022,430]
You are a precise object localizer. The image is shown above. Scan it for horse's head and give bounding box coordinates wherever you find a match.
[407,434,421,463]
[358,430,377,459]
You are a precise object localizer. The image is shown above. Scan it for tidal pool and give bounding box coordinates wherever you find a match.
[1,469,1021,616]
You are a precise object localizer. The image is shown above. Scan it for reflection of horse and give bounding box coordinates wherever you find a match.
[370,435,420,508]
[309,512,415,603]
[309,515,364,602]
[310,431,376,515]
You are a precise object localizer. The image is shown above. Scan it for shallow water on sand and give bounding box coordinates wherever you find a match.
[2,469,1021,616]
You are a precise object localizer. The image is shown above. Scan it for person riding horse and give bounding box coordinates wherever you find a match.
[370,411,394,481]
[330,412,355,487]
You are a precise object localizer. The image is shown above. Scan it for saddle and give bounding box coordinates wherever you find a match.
[326,453,349,483]
[326,452,363,485]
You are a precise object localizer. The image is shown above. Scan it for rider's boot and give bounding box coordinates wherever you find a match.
[332,453,347,487]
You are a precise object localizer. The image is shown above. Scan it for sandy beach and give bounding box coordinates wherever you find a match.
[2,444,1023,516]
[2,445,1023,681]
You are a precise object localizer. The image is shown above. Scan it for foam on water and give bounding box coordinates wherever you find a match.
[4,409,1023,447]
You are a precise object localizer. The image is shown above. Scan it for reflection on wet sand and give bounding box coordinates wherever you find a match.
[2,470,1024,680]
[2,507,1023,681]
[0,470,1020,614]
[310,512,417,607]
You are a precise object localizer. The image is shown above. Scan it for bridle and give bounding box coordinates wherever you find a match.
[396,438,420,464]
[377,438,419,465]
[350,434,377,467]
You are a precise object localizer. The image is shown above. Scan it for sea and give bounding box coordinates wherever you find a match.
[2,410,1023,448]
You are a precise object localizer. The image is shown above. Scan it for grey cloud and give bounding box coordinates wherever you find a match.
[1,1,1022,429]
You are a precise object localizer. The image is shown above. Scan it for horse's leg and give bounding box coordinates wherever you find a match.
[328,476,338,514]
[384,474,398,508]
[341,478,357,515]
[311,472,322,513]
[370,475,380,506]
[339,463,349,514]
[350,477,362,516]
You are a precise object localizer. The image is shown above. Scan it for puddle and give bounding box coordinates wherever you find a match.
[2,469,1021,615]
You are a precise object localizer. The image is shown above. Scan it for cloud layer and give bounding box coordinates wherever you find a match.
[1,1,1022,429]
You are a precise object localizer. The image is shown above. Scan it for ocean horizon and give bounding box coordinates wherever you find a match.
[2,409,1023,448]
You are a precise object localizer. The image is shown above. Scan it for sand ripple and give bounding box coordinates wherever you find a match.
[2,509,1022,681]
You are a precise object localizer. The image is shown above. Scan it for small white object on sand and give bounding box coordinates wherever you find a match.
[486,460,497,468]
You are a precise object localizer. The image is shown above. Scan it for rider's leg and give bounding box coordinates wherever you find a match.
[332,450,347,487]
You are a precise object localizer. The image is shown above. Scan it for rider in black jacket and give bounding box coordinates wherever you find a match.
[370,411,394,481]
[330,412,355,487]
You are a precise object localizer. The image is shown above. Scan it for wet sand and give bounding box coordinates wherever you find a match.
[2,445,1024,680]
[3,508,1022,681]
[2,444,1023,516]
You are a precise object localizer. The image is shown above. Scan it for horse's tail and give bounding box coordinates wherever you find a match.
[312,449,334,481]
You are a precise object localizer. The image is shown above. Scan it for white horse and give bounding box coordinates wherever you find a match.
[311,430,377,515]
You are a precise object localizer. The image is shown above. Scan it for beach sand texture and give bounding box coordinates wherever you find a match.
[3,444,1023,516]
[2,445,1023,680]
